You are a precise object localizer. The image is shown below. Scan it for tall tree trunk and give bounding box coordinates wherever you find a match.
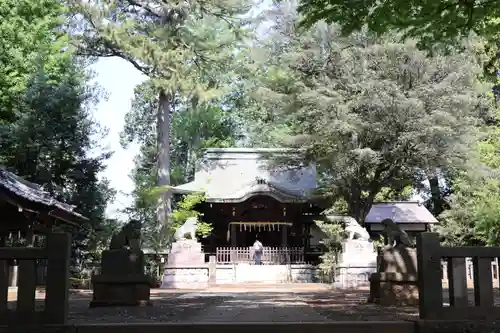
[156,90,172,231]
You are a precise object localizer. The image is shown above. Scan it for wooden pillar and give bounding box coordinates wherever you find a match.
[208,255,216,285]
[230,224,237,247]
[281,225,288,247]
[25,223,34,247]
[417,232,443,319]
[45,232,71,324]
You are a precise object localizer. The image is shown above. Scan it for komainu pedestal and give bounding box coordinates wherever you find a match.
[90,220,154,307]
[368,218,419,305]
[368,245,419,306]
[160,239,207,289]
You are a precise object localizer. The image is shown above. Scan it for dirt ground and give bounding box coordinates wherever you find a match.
[6,285,417,322]
[6,284,500,323]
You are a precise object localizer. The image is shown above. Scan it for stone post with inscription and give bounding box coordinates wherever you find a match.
[334,239,378,289]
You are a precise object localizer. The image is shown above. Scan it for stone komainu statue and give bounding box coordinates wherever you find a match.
[174,216,198,241]
[381,218,414,248]
[325,215,371,241]
[109,219,142,252]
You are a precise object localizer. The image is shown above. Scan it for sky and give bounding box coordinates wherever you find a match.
[91,58,146,220]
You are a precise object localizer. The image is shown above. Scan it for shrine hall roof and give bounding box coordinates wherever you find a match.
[0,167,87,225]
[365,202,438,224]
[173,148,317,203]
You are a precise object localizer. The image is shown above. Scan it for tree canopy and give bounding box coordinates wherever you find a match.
[242,6,492,224]
[72,0,252,233]
[0,0,115,279]
[296,0,500,46]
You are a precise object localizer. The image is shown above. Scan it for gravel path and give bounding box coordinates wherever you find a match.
[62,289,419,322]
[300,290,418,321]
[193,292,329,322]
[69,296,232,323]
[7,287,422,322]
[9,292,233,323]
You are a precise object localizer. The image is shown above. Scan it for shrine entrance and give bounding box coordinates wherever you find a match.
[230,222,291,247]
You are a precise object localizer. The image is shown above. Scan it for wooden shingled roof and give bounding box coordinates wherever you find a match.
[0,167,87,226]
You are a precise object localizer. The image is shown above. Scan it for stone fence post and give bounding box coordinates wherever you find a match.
[208,255,216,285]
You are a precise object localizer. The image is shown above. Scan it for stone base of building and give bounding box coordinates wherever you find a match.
[368,272,419,306]
[161,265,209,289]
[90,274,154,307]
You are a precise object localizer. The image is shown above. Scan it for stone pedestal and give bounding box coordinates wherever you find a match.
[90,274,154,307]
[335,239,377,289]
[90,249,154,307]
[167,240,204,266]
[368,246,419,306]
[368,272,419,305]
[161,240,206,289]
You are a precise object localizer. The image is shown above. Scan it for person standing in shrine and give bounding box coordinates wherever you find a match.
[253,235,264,265]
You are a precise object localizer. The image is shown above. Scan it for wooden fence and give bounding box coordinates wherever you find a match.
[441,257,499,287]
[0,232,71,325]
[216,247,305,264]
[418,232,500,320]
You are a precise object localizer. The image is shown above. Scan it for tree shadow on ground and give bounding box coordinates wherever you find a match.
[9,288,500,323]
[7,295,232,323]
[298,291,419,321]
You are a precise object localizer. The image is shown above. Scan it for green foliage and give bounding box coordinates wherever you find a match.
[0,0,114,274]
[315,220,346,279]
[296,0,500,85]
[244,8,492,224]
[297,0,500,50]
[0,0,69,124]
[170,192,213,239]
[438,110,500,246]
[171,193,206,228]
[374,186,414,202]
[372,234,385,251]
[196,222,214,239]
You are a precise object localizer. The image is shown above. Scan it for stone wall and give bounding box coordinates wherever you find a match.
[161,265,209,289]
[161,264,317,287]
[232,264,314,283]
[215,266,235,284]
[334,264,377,289]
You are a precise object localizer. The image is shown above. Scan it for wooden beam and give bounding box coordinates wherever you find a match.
[32,222,53,234]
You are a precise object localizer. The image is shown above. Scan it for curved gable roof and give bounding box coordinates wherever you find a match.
[365,202,438,224]
[173,148,316,203]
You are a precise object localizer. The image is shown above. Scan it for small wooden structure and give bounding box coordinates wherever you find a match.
[0,167,87,245]
[0,233,72,325]
[0,167,86,325]
[365,202,438,237]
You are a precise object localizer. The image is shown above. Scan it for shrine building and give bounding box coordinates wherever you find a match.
[172,148,437,264]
